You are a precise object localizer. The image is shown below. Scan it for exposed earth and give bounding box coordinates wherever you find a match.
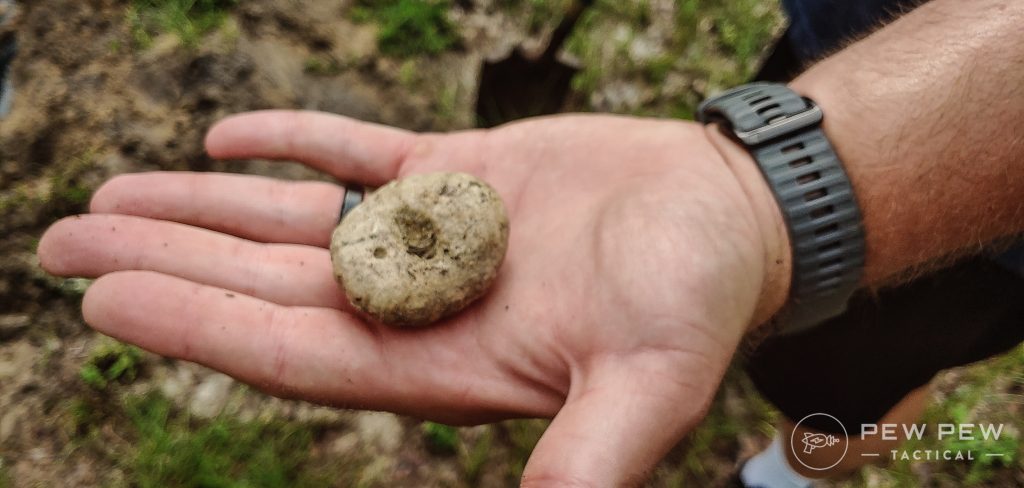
[0,1,1021,486]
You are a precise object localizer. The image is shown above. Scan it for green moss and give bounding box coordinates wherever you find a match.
[461,427,493,485]
[563,0,781,117]
[0,150,97,216]
[129,0,238,49]
[398,60,419,87]
[80,340,144,391]
[422,422,459,456]
[708,0,779,68]
[879,344,1024,486]
[597,0,652,26]
[503,419,548,482]
[436,84,459,122]
[643,55,678,84]
[352,0,460,58]
[303,56,344,77]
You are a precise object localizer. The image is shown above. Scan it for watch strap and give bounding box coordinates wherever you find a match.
[699,83,866,334]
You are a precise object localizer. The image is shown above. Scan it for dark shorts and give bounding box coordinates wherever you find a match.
[745,256,1024,434]
[746,0,1024,434]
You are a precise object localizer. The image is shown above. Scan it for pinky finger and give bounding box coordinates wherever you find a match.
[82,271,383,401]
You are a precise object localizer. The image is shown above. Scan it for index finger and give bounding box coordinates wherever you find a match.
[205,110,418,185]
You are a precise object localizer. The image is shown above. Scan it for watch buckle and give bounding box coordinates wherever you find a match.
[734,99,823,146]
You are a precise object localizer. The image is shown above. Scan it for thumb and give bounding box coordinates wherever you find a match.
[521,355,721,487]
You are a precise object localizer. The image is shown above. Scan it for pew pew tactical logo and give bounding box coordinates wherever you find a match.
[790,413,849,471]
[790,412,1011,471]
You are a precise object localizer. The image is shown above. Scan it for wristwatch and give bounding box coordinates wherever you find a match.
[698,82,866,334]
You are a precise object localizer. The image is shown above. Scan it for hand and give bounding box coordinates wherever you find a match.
[39,111,788,486]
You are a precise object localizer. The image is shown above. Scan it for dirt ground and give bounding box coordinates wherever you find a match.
[1,1,1021,487]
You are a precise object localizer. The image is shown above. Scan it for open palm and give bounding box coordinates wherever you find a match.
[39,111,782,486]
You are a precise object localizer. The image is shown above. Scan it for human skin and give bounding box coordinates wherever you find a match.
[37,0,1024,485]
[40,114,788,486]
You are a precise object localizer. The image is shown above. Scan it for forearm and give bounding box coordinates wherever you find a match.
[790,0,1024,285]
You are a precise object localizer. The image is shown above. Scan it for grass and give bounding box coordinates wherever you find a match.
[563,0,782,118]
[502,419,548,482]
[351,0,460,58]
[79,340,144,391]
[0,149,99,219]
[303,55,344,77]
[461,427,494,485]
[129,0,238,48]
[422,422,459,456]
[124,392,343,487]
[69,390,364,487]
[851,344,1024,487]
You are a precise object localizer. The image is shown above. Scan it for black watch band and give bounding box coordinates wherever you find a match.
[698,82,866,334]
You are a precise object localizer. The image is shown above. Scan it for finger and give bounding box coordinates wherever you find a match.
[83,271,556,420]
[90,172,344,247]
[522,355,719,487]
[82,271,381,402]
[205,110,417,185]
[39,214,347,309]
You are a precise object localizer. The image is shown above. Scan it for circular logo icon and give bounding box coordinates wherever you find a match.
[790,413,849,471]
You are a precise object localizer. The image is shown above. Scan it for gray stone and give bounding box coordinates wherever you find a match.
[0,404,27,443]
[189,373,234,419]
[158,365,196,402]
[330,172,509,327]
[0,342,34,380]
[354,412,404,453]
[0,314,30,341]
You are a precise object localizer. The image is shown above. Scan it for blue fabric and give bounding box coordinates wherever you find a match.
[782,0,1024,276]
[0,1,15,118]
[782,0,915,59]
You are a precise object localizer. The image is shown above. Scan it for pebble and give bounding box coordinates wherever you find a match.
[189,373,234,419]
[330,173,509,327]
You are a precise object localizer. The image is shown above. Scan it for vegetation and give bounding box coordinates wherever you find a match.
[503,419,548,481]
[303,56,344,77]
[855,344,1024,487]
[0,149,98,218]
[566,0,781,118]
[460,427,493,485]
[123,392,347,487]
[352,0,460,58]
[129,0,238,48]
[79,340,145,391]
[68,390,364,487]
[422,422,459,456]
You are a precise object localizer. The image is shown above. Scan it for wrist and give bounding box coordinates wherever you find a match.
[704,125,792,329]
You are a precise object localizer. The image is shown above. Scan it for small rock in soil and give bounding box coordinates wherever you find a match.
[189,373,234,419]
[0,314,30,340]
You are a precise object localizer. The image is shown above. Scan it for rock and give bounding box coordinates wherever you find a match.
[0,314,30,340]
[330,172,509,327]
[0,342,35,380]
[0,404,27,443]
[330,432,361,456]
[354,412,404,453]
[157,365,196,402]
[189,373,234,419]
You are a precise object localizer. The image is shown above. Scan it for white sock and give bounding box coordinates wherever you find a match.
[740,437,816,488]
